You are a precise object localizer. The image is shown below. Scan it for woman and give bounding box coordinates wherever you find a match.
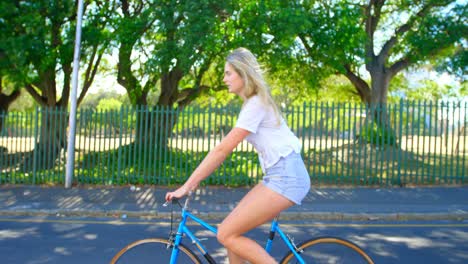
[165,47,310,263]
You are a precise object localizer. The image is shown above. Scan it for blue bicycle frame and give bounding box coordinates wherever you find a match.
[167,197,306,264]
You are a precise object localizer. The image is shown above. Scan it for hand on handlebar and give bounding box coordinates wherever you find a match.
[165,186,189,202]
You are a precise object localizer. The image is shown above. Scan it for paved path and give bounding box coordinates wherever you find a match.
[1,185,467,220]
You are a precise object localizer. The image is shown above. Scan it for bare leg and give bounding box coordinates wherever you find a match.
[226,250,246,264]
[217,184,294,264]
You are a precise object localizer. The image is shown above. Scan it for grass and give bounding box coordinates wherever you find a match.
[305,143,468,186]
[1,141,466,187]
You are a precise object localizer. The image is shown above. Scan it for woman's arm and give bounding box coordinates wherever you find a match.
[165,127,250,201]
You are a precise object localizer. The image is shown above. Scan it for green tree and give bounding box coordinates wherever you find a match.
[0,77,21,133]
[460,82,468,97]
[110,0,232,148]
[267,0,466,105]
[398,78,457,101]
[96,98,123,112]
[264,0,466,146]
[80,88,128,110]
[0,1,111,170]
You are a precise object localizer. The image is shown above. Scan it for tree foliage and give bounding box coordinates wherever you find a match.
[265,0,467,105]
[0,0,112,170]
[0,0,465,166]
[109,0,233,108]
[3,0,464,110]
[0,0,111,108]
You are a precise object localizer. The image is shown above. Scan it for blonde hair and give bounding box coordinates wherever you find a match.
[226,47,282,123]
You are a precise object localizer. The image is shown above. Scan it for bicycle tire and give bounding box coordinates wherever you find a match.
[279,236,374,264]
[110,237,202,264]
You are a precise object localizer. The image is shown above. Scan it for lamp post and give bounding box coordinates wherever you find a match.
[65,0,84,188]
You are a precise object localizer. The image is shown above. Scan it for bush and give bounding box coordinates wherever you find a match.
[359,123,397,146]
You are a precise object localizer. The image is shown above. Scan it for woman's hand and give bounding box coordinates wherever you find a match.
[165,186,189,202]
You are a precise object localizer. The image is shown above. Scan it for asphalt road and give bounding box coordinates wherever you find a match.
[1,216,467,264]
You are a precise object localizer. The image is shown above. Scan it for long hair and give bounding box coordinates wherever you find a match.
[226,47,282,123]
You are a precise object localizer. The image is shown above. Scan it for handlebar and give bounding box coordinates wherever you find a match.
[163,191,193,210]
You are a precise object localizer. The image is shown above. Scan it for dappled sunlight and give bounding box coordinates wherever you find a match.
[0,227,37,240]
[84,233,97,240]
[53,222,88,240]
[62,229,86,239]
[54,246,72,256]
[428,229,468,263]
[430,229,468,243]
[448,251,468,263]
[195,229,216,238]
[27,255,54,264]
[52,223,85,233]
[136,188,156,209]
[349,229,468,263]
[277,225,303,235]
[88,189,112,206]
[367,242,395,258]
[212,247,229,264]
[57,196,84,209]
[144,224,163,233]
[0,189,17,207]
[313,189,356,201]
[355,233,439,249]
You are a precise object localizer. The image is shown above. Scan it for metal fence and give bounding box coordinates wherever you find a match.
[0,100,467,186]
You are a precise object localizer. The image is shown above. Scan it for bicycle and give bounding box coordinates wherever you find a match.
[111,192,375,263]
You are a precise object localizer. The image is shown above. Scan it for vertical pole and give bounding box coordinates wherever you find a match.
[65,0,84,188]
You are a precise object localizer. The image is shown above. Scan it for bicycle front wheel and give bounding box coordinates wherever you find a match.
[110,237,202,264]
[280,237,374,264]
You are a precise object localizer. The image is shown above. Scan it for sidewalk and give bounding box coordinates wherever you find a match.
[0,185,467,221]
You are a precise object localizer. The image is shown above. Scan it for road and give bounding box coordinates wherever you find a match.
[0,216,467,263]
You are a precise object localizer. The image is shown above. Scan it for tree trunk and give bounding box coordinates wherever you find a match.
[0,90,21,134]
[21,107,68,171]
[135,68,184,150]
[369,67,390,127]
[130,68,185,158]
[129,105,179,175]
[369,68,390,105]
[364,68,398,147]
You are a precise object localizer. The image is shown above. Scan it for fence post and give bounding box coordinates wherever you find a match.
[32,108,39,184]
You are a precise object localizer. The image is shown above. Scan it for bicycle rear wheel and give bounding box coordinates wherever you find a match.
[110,237,202,264]
[280,236,374,264]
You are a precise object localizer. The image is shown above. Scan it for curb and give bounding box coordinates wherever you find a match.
[1,210,467,221]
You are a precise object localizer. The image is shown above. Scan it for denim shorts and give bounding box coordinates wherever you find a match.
[262,152,311,205]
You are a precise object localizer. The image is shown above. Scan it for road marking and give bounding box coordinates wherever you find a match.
[0,218,467,228]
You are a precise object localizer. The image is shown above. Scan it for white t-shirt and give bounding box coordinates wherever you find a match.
[235,95,301,171]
